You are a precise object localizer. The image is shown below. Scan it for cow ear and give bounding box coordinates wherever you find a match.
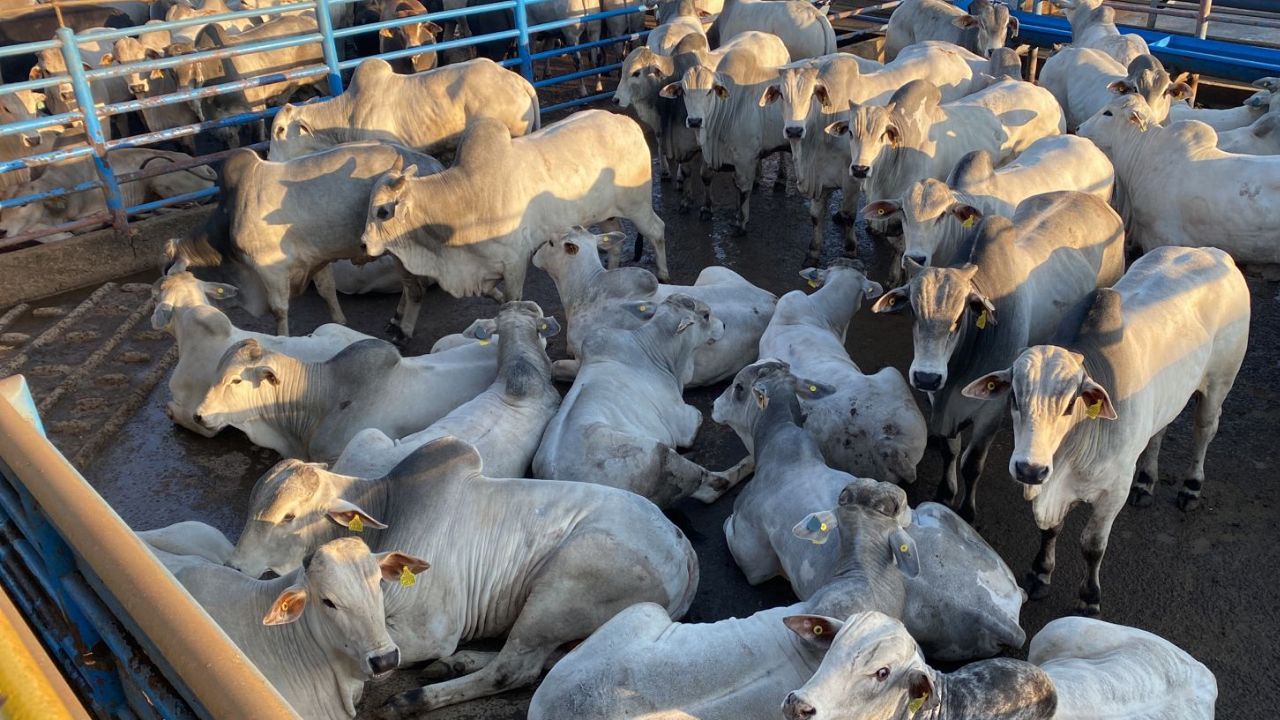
[907,669,940,714]
[99,53,114,65]
[797,267,826,289]
[622,301,657,321]
[462,318,498,341]
[889,528,920,577]
[296,119,313,137]
[950,203,983,228]
[45,196,67,213]
[862,278,884,300]
[1165,81,1192,100]
[379,27,394,38]
[1107,79,1136,95]
[813,83,830,107]
[792,510,837,544]
[885,124,901,148]
[952,14,979,27]
[870,286,910,314]
[328,499,389,531]
[425,21,443,34]
[537,316,561,338]
[967,289,996,324]
[712,83,729,99]
[903,255,925,279]
[251,366,280,387]
[796,379,836,400]
[824,119,849,137]
[862,199,902,221]
[28,66,42,81]
[1008,16,1020,35]
[375,550,430,582]
[759,84,781,107]
[782,615,844,648]
[149,67,166,80]
[145,47,163,60]
[960,369,1012,400]
[595,230,626,252]
[1077,377,1117,420]
[262,585,307,626]
[1128,108,1148,131]
[200,281,239,302]
[659,82,683,98]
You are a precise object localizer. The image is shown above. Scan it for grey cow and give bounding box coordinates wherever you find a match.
[871,191,1125,522]
[534,294,750,507]
[226,437,699,714]
[885,0,1018,61]
[1038,50,1189,132]
[1050,0,1148,66]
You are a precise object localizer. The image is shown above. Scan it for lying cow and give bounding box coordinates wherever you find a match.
[1167,87,1272,132]
[660,31,792,232]
[226,437,699,714]
[192,335,498,461]
[533,226,776,386]
[741,260,925,484]
[708,0,834,61]
[1217,110,1280,156]
[168,142,443,337]
[145,529,427,720]
[1080,94,1280,265]
[1050,0,1148,65]
[0,149,215,240]
[331,302,561,479]
[884,0,1018,61]
[962,246,1248,614]
[871,192,1125,522]
[871,134,1115,268]
[535,294,750,507]
[150,264,371,437]
[782,611,1216,720]
[1039,50,1189,132]
[361,111,668,318]
[268,58,540,161]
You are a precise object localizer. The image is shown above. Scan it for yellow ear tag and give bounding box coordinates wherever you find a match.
[986,380,996,392]
[808,385,818,393]
[280,600,289,611]
[819,522,828,532]
[539,323,547,331]
[807,279,819,289]
[976,309,988,330]
[399,565,416,588]
[1086,398,1102,419]
[215,287,225,295]
[638,304,648,312]
[908,693,928,715]
[812,624,823,635]
[961,215,975,229]
[899,543,910,553]
[477,338,490,346]
[348,515,364,533]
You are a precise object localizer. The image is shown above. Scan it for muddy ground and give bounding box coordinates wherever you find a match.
[6,152,1278,718]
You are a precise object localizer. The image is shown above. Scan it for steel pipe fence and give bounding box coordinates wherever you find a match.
[0,0,649,248]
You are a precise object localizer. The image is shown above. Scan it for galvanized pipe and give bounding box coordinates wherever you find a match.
[314,0,346,95]
[516,0,535,81]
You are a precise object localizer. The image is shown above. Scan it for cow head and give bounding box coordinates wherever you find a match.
[532,226,629,279]
[362,169,417,256]
[629,294,723,385]
[955,0,1017,58]
[263,537,426,680]
[150,264,239,331]
[0,89,43,148]
[615,46,672,115]
[762,65,831,141]
[663,65,726,135]
[1104,54,1189,125]
[871,263,996,392]
[871,178,984,268]
[791,479,916,576]
[193,339,299,434]
[0,192,73,241]
[1077,94,1153,152]
[962,345,1115,489]
[267,103,329,161]
[780,611,934,720]
[825,101,899,180]
[711,359,834,452]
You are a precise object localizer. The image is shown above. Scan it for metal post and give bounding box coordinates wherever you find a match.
[515,0,534,82]
[56,27,129,240]
[314,0,345,95]
[1147,0,1159,29]
[1195,0,1212,39]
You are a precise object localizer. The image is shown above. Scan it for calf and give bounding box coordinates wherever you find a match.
[1079,94,1280,265]
[1039,50,1189,132]
[193,336,499,461]
[361,111,668,314]
[741,260,925,484]
[885,0,1018,61]
[534,295,749,507]
[533,226,776,386]
[30,27,130,139]
[226,437,698,714]
[1050,0,1148,65]
[379,0,442,73]
[150,264,372,437]
[961,246,1248,614]
[871,192,1125,522]
[148,531,427,720]
[331,301,561,479]
[709,0,835,61]
[107,27,201,154]
[660,30,792,233]
[872,134,1115,268]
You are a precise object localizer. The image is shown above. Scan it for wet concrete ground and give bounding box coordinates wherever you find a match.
[23,151,1275,717]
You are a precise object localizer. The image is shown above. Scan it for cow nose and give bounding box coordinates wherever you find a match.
[192,413,204,425]
[785,126,804,139]
[611,96,621,106]
[782,693,817,720]
[686,117,702,129]
[1014,460,1051,485]
[850,164,870,178]
[361,241,369,254]
[368,648,400,675]
[912,371,943,391]
[905,253,927,266]
[129,83,146,94]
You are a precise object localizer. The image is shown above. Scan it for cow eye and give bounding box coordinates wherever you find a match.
[230,377,242,385]
[282,513,295,523]
[321,598,336,609]
[631,69,641,77]
[875,667,890,681]
[375,204,394,221]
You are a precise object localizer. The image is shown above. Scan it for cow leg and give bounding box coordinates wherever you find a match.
[957,410,1002,524]
[388,269,427,344]
[502,260,528,301]
[732,168,753,236]
[689,454,754,504]
[699,165,715,220]
[837,189,859,252]
[658,144,672,181]
[630,207,668,282]
[419,651,498,681]
[1022,521,1063,601]
[806,189,832,267]
[595,217,627,268]
[380,637,553,715]
[772,153,787,191]
[1076,491,1126,617]
[265,280,291,336]
[1180,380,1230,511]
[312,265,347,325]
[550,358,581,383]
[886,234,907,287]
[1128,426,1166,507]
[932,434,961,507]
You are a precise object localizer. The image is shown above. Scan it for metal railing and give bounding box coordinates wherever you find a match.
[0,0,648,250]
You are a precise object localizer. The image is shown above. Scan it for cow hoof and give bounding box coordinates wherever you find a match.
[1128,486,1155,508]
[419,660,467,681]
[699,207,713,221]
[385,324,410,347]
[1073,600,1101,617]
[833,210,854,226]
[659,169,672,182]
[802,254,821,269]
[732,224,748,237]
[1021,573,1052,601]
[657,270,671,283]
[1176,492,1202,512]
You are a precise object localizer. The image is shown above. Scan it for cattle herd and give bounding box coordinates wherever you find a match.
[35,0,1273,716]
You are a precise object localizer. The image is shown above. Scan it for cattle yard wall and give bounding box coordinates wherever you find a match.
[0,0,649,250]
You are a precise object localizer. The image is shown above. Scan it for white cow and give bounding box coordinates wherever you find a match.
[150,265,371,437]
[331,302,561,479]
[1167,88,1272,132]
[225,438,699,714]
[709,0,835,61]
[1217,112,1280,156]
[1050,0,1148,66]
[192,336,498,461]
[534,295,750,507]
[884,0,1018,61]
[867,134,1115,268]
[1039,49,1189,132]
[1079,94,1280,265]
[532,226,776,386]
[961,246,1248,614]
[781,611,1215,720]
[646,0,708,54]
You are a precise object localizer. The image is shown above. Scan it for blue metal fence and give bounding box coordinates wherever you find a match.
[0,0,648,250]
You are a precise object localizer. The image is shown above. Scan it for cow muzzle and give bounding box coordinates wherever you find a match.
[368,647,400,677]
[850,164,871,179]
[129,81,148,94]
[782,692,817,720]
[686,117,702,129]
[1013,460,1051,485]
[784,126,804,139]
[911,370,943,392]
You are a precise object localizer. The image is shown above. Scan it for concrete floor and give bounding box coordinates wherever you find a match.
[9,155,1275,718]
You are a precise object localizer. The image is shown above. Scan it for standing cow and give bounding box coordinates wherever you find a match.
[885,0,1018,61]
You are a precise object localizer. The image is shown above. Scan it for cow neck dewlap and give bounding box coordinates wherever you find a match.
[266,355,328,457]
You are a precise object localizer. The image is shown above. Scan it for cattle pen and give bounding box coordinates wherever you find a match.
[1,1,1279,719]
